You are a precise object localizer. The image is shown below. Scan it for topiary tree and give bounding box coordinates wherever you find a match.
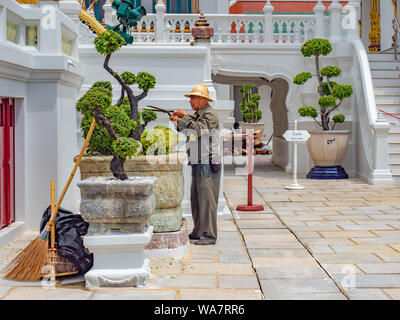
[77,81,141,180]
[239,84,262,123]
[294,38,353,131]
[94,30,157,140]
[141,126,179,156]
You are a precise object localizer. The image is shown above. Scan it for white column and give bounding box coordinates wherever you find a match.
[263,0,274,44]
[313,1,325,38]
[155,0,166,43]
[381,0,395,51]
[328,0,343,43]
[103,0,114,26]
[346,0,361,40]
[58,0,82,22]
[0,5,6,41]
[39,1,62,54]
[369,114,394,184]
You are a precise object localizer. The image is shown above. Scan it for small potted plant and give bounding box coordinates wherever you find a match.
[238,84,264,134]
[293,38,353,179]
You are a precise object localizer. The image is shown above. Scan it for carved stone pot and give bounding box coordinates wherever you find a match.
[76,153,189,257]
[77,176,158,288]
[78,176,157,235]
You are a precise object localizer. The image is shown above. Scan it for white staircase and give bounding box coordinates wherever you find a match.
[369,52,400,181]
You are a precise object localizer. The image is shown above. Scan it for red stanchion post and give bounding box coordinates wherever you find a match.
[236,130,264,212]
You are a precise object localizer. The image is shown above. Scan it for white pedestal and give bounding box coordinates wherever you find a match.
[83,227,153,288]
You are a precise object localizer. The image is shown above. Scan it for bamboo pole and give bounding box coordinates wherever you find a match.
[48,118,97,226]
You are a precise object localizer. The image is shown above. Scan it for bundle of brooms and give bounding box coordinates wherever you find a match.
[3,118,97,282]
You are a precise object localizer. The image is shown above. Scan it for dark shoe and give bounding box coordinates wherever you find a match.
[194,239,216,246]
[189,233,200,240]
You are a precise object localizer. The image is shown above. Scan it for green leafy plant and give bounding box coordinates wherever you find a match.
[94,30,157,140]
[77,82,140,180]
[239,85,262,123]
[141,126,179,156]
[293,38,353,131]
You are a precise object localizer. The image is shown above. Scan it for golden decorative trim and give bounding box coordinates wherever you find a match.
[369,0,381,52]
[192,0,200,14]
[79,9,106,34]
[16,0,38,3]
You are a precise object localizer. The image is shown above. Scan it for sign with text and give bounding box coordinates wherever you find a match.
[283,130,310,143]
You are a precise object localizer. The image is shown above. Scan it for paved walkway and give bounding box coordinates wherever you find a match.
[1,160,400,300]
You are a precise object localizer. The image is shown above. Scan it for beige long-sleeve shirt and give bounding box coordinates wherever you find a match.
[177,104,220,165]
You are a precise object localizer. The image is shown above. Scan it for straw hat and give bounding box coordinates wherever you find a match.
[184,83,213,102]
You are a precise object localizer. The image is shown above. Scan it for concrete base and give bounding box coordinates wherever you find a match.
[145,222,189,258]
[83,227,153,288]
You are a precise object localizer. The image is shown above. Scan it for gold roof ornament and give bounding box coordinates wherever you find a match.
[184,83,214,102]
[191,12,214,45]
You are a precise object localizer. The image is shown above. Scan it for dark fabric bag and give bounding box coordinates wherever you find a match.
[39,206,93,275]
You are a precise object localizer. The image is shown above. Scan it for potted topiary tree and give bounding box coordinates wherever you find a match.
[77,30,188,258]
[238,84,264,134]
[293,38,354,179]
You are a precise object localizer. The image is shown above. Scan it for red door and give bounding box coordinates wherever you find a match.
[0,98,15,229]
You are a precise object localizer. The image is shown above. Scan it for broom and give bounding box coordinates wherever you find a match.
[3,118,97,281]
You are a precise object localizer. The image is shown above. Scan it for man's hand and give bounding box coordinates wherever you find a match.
[173,109,187,118]
[170,115,180,122]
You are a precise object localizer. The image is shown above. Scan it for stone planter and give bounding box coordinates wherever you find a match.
[77,176,158,288]
[306,130,351,179]
[78,176,157,234]
[76,152,189,257]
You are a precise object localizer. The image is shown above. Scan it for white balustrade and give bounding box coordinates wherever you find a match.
[84,0,360,46]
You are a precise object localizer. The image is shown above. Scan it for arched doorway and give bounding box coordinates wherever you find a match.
[212,74,290,171]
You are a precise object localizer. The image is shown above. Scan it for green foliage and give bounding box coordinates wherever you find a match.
[136,72,156,92]
[301,38,332,57]
[332,84,353,100]
[112,137,141,159]
[298,106,318,118]
[141,126,178,156]
[91,81,113,95]
[321,81,338,96]
[121,71,136,85]
[94,30,125,55]
[293,38,353,130]
[239,85,262,123]
[141,109,157,124]
[81,116,114,155]
[76,88,112,118]
[321,66,341,78]
[293,72,312,85]
[318,95,337,108]
[332,114,345,123]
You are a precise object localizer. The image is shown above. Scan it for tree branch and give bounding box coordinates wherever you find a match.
[116,88,125,107]
[93,107,119,140]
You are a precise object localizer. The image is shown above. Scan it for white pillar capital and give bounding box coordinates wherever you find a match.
[263,0,274,43]
[263,0,274,13]
[314,1,326,38]
[58,0,82,17]
[328,1,343,42]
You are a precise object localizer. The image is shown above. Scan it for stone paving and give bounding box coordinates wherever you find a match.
[1,159,400,300]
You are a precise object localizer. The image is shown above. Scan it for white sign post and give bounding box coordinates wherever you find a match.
[283,120,310,190]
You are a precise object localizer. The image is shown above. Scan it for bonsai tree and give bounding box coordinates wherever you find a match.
[76,81,141,180]
[239,85,262,123]
[294,38,353,131]
[94,30,157,140]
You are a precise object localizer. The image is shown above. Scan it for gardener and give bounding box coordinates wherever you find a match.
[170,83,221,246]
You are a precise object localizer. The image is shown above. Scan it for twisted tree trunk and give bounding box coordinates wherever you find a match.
[93,107,128,180]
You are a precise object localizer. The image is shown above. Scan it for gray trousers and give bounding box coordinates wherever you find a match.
[190,164,221,241]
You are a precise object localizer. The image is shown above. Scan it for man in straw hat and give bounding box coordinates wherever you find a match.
[170,83,221,245]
